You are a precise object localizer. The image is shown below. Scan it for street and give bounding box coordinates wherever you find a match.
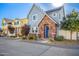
[0,37,79,56]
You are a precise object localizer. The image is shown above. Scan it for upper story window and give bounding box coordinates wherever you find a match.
[52,13,56,17]
[32,14,37,20]
[33,16,36,20]
[14,21,19,25]
[54,13,56,16]
[59,13,61,19]
[17,21,19,25]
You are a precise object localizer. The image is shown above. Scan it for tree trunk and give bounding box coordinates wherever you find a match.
[76,31,78,40]
[70,31,72,40]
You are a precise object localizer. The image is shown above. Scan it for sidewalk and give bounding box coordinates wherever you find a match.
[20,39,79,49]
[4,37,79,49]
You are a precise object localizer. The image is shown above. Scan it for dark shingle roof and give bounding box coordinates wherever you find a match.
[46,5,64,13]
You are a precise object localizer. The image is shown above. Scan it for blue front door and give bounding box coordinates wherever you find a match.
[44,25,49,38]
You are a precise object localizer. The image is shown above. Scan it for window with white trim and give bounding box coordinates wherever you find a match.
[52,13,57,17]
[32,14,37,20]
[54,13,56,16]
[59,13,61,19]
[32,27,38,33]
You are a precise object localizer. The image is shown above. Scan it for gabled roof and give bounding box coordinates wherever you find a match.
[46,5,64,13]
[45,13,57,24]
[27,4,34,18]
[27,4,57,24]
[3,18,12,21]
[27,4,43,18]
[3,18,12,23]
[38,13,57,26]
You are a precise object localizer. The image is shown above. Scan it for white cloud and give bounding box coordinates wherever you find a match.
[51,2,64,8]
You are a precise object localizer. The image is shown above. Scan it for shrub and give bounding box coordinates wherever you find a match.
[55,36,64,41]
[22,36,27,40]
[10,36,16,38]
[49,38,54,42]
[28,34,37,40]
[21,24,30,37]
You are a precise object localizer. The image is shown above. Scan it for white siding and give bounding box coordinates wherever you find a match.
[28,4,45,33]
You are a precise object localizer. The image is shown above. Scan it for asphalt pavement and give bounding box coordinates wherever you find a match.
[0,37,79,56]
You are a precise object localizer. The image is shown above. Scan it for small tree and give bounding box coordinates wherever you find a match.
[74,19,79,40]
[61,9,79,40]
[21,24,30,38]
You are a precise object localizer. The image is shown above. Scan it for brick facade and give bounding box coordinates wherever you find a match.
[38,15,57,38]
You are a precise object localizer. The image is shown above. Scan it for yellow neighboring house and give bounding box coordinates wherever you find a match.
[2,18,28,36]
[13,18,28,36]
[2,18,13,36]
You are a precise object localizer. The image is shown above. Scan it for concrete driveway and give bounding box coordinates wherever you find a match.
[0,37,79,56]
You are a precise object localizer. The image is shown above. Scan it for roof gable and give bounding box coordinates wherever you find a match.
[27,4,44,18]
[38,14,57,26]
[27,4,59,26]
[46,5,64,13]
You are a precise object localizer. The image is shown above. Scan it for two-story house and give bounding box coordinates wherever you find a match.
[27,4,65,39]
[13,18,28,36]
[2,18,28,36]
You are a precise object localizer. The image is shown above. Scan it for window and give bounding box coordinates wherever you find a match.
[59,13,61,19]
[32,30,34,32]
[54,13,55,16]
[32,14,37,20]
[32,27,38,33]
[17,21,19,25]
[52,13,57,17]
[35,28,38,32]
[14,21,19,25]
[33,16,36,20]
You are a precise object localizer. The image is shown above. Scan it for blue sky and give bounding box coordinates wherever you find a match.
[0,3,79,28]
